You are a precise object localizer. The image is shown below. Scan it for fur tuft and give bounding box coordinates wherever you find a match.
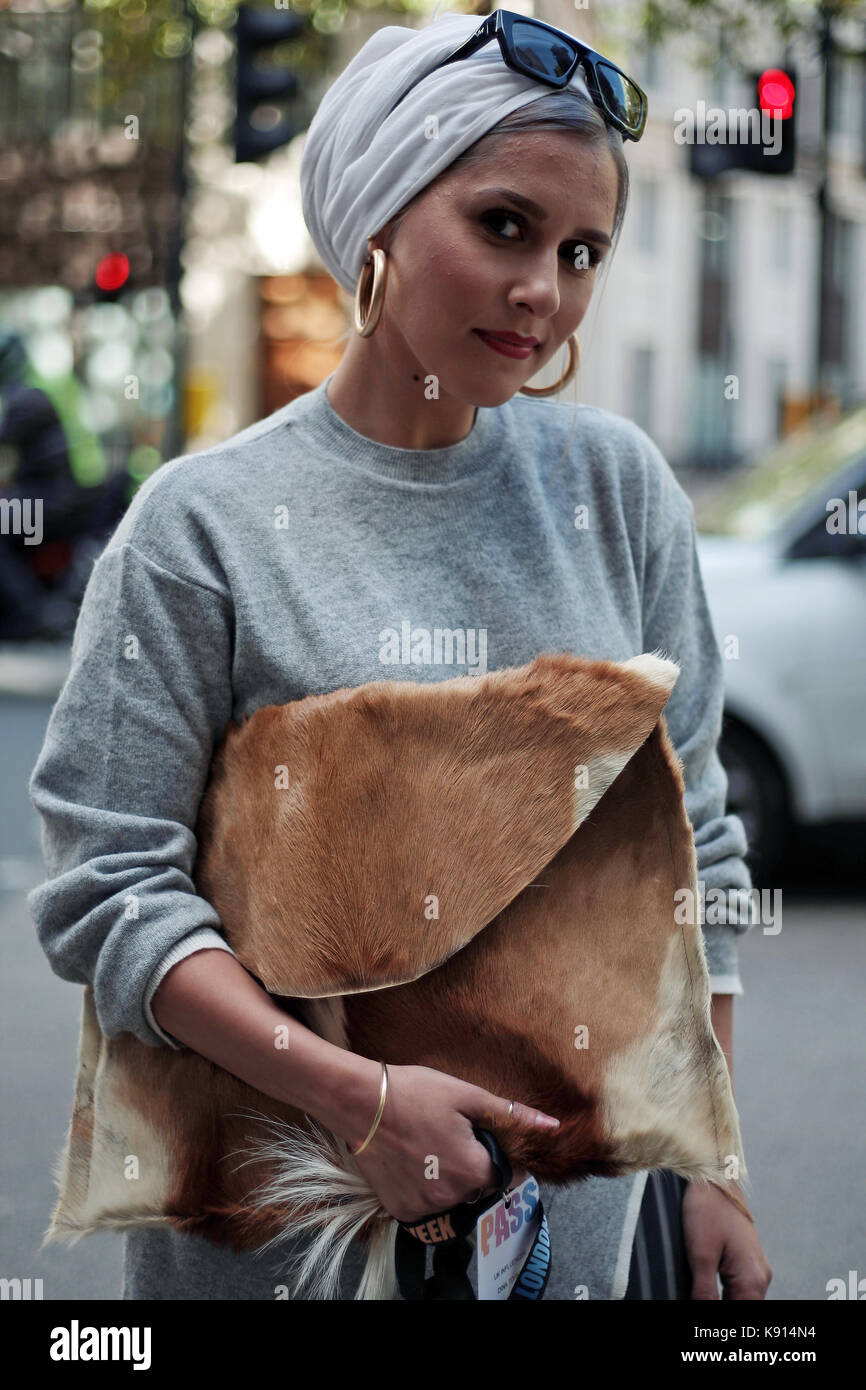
[229,1112,397,1300]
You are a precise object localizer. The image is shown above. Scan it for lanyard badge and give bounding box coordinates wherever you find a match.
[475,1174,551,1300]
[394,1129,551,1300]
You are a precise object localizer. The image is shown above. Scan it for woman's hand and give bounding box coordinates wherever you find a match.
[682,1181,773,1300]
[148,958,554,1224]
[347,1063,559,1223]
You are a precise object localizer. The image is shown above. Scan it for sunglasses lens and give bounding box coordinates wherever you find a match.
[596,61,645,133]
[511,20,576,81]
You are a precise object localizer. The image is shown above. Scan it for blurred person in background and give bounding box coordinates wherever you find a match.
[0,328,125,641]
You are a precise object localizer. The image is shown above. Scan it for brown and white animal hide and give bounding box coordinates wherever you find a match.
[44,650,747,1299]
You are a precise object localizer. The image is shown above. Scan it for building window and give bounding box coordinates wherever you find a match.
[641,37,660,91]
[829,53,863,139]
[766,356,788,436]
[690,355,736,467]
[769,204,792,274]
[630,345,655,435]
[635,178,658,254]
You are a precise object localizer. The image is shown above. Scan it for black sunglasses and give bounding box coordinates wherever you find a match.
[386,9,648,142]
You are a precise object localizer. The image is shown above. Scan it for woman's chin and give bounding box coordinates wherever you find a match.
[452,370,531,410]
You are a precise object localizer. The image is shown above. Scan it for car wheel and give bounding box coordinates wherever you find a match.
[718,718,792,881]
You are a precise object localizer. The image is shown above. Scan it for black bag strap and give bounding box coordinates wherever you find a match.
[394,1128,551,1301]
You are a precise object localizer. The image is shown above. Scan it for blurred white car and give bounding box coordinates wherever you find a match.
[695,408,866,875]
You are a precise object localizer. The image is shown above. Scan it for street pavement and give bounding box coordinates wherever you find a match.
[1,677,864,1302]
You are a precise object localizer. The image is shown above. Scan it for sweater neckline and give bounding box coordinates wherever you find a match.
[293,372,501,486]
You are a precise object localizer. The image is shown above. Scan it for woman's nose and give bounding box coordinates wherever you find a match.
[508,258,561,320]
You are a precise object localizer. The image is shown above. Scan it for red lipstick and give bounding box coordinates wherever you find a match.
[473,329,540,359]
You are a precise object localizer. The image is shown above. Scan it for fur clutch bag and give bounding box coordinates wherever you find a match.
[44,651,746,1298]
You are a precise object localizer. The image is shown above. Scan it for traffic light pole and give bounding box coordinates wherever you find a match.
[812,1,866,415]
[813,2,832,415]
[164,0,195,462]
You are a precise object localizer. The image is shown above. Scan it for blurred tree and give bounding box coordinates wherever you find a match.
[638,0,866,65]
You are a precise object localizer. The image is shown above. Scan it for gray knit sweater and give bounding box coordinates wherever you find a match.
[28,372,753,1300]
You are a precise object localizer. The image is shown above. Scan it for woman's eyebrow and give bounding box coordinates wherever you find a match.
[478,186,612,246]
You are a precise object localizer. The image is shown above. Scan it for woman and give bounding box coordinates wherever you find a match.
[28,9,772,1300]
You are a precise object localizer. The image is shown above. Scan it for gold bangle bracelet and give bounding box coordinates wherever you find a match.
[350,1061,388,1156]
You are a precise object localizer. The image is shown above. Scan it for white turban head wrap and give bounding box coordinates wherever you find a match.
[300,10,599,295]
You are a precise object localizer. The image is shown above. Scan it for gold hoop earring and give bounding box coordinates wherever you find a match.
[519,333,580,397]
[353,248,387,337]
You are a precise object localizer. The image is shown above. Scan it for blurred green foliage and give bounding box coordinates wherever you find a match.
[64,1,478,114]
[640,0,866,56]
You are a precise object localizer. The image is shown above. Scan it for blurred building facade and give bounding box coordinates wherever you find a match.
[539,0,866,468]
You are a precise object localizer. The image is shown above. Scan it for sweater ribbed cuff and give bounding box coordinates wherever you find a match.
[143,928,238,1049]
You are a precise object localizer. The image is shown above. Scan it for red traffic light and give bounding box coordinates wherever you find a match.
[95,253,130,293]
[757,69,795,119]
